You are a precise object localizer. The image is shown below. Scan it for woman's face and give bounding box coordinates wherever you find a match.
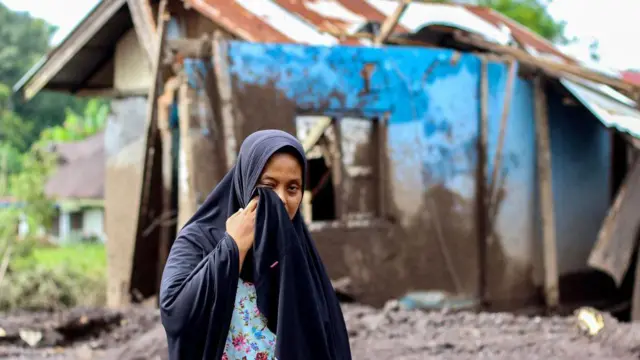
[258,152,303,219]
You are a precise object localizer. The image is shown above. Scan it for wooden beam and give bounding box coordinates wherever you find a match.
[136,0,168,231]
[302,117,332,154]
[533,76,560,310]
[127,0,157,63]
[374,0,412,45]
[588,158,640,286]
[454,31,638,95]
[488,59,517,208]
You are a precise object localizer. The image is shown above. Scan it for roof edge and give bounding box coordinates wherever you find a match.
[13,0,128,100]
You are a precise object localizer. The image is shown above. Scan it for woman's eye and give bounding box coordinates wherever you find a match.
[288,185,299,192]
[259,183,275,188]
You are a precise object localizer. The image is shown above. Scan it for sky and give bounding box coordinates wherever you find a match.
[2,0,640,71]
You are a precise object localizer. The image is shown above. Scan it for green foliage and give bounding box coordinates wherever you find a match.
[39,98,109,143]
[477,0,566,43]
[433,0,566,42]
[9,146,57,231]
[0,244,107,311]
[0,262,106,311]
[0,2,90,150]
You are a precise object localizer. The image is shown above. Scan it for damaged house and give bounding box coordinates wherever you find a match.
[13,0,640,318]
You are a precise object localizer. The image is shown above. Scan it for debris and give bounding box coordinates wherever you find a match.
[331,277,355,302]
[2,304,640,359]
[19,330,42,347]
[575,306,605,336]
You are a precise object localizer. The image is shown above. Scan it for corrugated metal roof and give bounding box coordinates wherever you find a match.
[185,0,513,45]
[561,78,640,139]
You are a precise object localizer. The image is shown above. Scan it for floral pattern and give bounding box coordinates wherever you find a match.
[223,279,277,360]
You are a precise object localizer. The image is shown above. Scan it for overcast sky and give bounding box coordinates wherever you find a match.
[2,0,639,71]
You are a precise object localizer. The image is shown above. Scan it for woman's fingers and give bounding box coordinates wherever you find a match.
[247,197,259,212]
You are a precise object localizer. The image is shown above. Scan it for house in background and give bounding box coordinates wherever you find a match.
[45,132,106,244]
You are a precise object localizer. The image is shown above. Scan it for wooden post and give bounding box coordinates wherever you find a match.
[476,57,489,304]
[177,79,198,229]
[533,76,560,310]
[211,32,238,170]
[328,118,345,220]
[156,76,180,288]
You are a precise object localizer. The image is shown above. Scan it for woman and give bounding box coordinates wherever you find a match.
[159,130,352,360]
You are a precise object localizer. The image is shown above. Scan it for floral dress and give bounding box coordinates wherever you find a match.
[222,279,277,360]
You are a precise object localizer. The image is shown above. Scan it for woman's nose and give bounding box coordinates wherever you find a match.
[275,188,287,205]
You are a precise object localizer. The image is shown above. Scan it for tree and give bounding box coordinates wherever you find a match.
[434,0,566,43]
[477,0,566,43]
[0,3,88,149]
[39,99,109,143]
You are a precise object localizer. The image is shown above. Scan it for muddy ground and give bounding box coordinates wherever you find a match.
[1,303,640,360]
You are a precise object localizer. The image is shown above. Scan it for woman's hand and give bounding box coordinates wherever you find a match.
[226,197,258,265]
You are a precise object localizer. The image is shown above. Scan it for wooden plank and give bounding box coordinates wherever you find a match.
[302,117,332,154]
[488,59,517,209]
[374,0,412,45]
[588,158,640,286]
[328,119,345,220]
[533,76,560,309]
[454,31,638,96]
[135,0,168,234]
[126,0,157,63]
[376,116,388,218]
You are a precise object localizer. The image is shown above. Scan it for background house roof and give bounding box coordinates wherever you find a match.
[44,132,105,200]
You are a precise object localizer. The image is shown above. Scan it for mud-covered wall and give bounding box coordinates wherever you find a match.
[104,97,148,308]
[223,42,546,306]
[484,70,538,306]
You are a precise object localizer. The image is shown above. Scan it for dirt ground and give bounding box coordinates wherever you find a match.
[1,303,640,360]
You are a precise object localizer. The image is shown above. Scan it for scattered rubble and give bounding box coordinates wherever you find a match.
[1,303,640,359]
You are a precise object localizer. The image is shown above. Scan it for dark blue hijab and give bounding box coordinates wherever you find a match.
[159,129,352,360]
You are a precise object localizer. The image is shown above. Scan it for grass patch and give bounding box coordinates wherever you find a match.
[11,243,106,276]
[0,243,107,311]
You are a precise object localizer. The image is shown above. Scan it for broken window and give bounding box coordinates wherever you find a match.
[295,115,384,225]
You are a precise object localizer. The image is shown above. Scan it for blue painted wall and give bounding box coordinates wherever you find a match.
[547,85,612,276]
[222,41,610,303]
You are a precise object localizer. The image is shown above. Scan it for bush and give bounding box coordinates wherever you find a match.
[0,244,106,311]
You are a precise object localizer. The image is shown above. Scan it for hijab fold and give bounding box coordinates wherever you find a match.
[160,130,352,360]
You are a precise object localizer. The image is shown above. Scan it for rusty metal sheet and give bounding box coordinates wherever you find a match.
[588,159,640,286]
[185,0,515,47]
